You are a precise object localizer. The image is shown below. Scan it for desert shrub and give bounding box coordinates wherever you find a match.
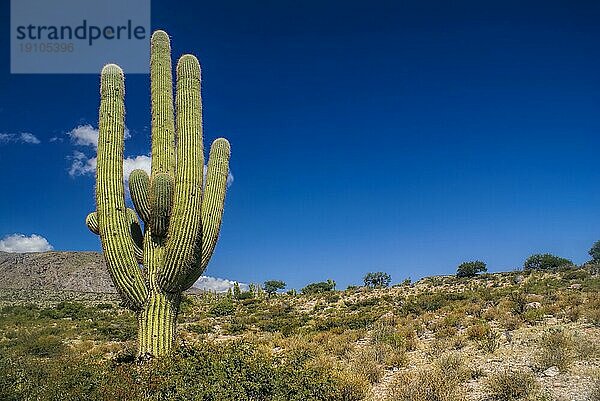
[0,340,356,401]
[237,291,255,300]
[584,295,600,327]
[436,352,470,383]
[333,370,370,401]
[347,297,379,311]
[562,269,590,281]
[301,280,335,294]
[40,301,95,320]
[524,254,573,271]
[457,261,487,278]
[11,332,66,357]
[385,353,468,401]
[466,322,500,353]
[188,321,214,335]
[536,327,574,371]
[509,291,528,315]
[348,347,384,384]
[522,308,544,324]
[589,376,600,401]
[363,272,392,288]
[499,314,522,331]
[94,318,137,341]
[402,292,448,314]
[434,325,458,339]
[208,298,235,317]
[484,369,538,401]
[0,303,41,326]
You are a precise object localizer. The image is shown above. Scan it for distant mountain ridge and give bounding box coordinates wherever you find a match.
[0,251,116,293]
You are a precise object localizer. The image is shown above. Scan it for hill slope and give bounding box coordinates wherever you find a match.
[0,251,115,293]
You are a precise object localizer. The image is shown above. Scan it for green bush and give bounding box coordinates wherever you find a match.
[589,240,600,264]
[263,280,286,296]
[208,299,236,317]
[0,341,355,401]
[456,261,487,278]
[524,254,573,271]
[363,272,392,288]
[302,280,335,295]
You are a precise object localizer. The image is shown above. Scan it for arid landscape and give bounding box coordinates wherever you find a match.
[1,251,598,400]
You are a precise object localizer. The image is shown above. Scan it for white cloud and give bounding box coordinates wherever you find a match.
[67,124,146,181]
[123,155,151,178]
[193,276,249,293]
[69,151,96,177]
[0,132,41,145]
[0,234,53,253]
[68,124,130,148]
[68,124,98,147]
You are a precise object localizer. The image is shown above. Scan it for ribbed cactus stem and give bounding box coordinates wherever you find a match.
[138,292,179,356]
[96,64,147,311]
[87,32,231,358]
[150,30,175,177]
[182,138,231,289]
[150,173,174,237]
[129,169,151,224]
[158,54,204,292]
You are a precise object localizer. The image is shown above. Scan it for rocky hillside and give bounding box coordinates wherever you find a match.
[0,251,116,293]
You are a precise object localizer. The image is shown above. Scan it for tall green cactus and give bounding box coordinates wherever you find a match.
[86,30,231,357]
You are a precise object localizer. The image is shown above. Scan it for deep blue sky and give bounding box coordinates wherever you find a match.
[0,0,599,289]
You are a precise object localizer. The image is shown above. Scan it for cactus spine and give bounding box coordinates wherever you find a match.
[86,30,231,357]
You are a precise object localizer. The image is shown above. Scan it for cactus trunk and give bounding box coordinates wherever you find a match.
[137,291,180,357]
[86,30,231,358]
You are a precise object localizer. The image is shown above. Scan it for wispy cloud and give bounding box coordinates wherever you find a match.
[68,151,96,177]
[0,132,41,145]
[193,276,248,293]
[0,234,53,253]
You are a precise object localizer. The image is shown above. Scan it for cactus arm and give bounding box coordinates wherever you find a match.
[127,208,144,263]
[96,64,148,310]
[158,55,204,292]
[150,30,176,177]
[129,169,151,224]
[181,138,231,290]
[149,173,174,237]
[85,212,99,235]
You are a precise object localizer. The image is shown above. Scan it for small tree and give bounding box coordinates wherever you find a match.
[263,280,286,297]
[589,241,600,263]
[456,261,487,278]
[523,253,573,271]
[363,272,391,288]
[232,282,241,300]
[301,280,335,295]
